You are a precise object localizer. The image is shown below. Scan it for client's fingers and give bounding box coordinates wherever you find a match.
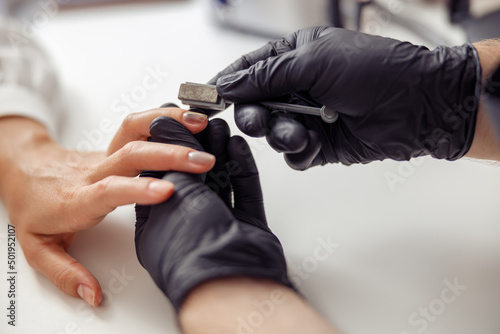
[108,108,208,155]
[21,233,103,307]
[79,176,176,228]
[36,176,175,235]
[91,141,215,181]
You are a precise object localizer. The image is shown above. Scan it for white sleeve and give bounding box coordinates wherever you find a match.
[0,20,61,138]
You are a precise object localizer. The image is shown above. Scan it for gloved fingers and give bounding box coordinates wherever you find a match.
[234,103,272,138]
[226,136,266,222]
[202,119,232,206]
[208,43,279,85]
[160,103,179,108]
[89,140,214,181]
[208,26,332,86]
[284,130,323,170]
[199,119,231,157]
[216,47,317,104]
[265,114,309,153]
[107,108,208,156]
[20,232,103,307]
[149,116,206,151]
[292,26,335,46]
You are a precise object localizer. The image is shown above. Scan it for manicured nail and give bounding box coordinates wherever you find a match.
[188,151,215,165]
[77,284,95,307]
[148,180,173,194]
[183,111,207,124]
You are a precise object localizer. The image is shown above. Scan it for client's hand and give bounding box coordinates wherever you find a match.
[0,108,213,306]
[135,116,293,312]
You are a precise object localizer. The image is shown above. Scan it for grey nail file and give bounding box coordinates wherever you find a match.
[177,82,338,123]
[178,82,229,111]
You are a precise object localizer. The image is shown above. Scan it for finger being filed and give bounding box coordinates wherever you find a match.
[23,235,102,307]
[74,176,175,230]
[226,136,266,221]
[284,130,322,171]
[235,103,272,138]
[266,115,308,153]
[92,141,215,181]
[107,108,208,155]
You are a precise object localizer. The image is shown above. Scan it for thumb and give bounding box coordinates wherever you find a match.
[216,48,316,104]
[23,233,102,307]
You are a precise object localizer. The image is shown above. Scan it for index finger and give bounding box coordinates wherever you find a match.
[107,108,208,156]
[207,34,297,86]
[208,26,333,86]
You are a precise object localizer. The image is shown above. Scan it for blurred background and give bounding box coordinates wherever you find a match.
[0,0,500,334]
[3,0,500,43]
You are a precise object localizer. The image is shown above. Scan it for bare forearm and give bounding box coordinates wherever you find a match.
[179,278,339,334]
[466,39,500,161]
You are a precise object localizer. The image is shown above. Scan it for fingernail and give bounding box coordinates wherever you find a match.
[188,151,215,165]
[183,111,207,124]
[148,180,173,194]
[77,284,95,307]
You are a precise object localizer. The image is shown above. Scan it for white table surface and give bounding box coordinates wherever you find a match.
[1,1,500,333]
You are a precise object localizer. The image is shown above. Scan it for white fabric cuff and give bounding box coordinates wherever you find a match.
[0,84,57,138]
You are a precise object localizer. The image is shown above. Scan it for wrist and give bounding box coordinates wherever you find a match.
[0,117,60,204]
[472,40,500,80]
[0,116,56,152]
[465,40,500,161]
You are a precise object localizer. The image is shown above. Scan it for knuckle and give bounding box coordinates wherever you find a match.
[51,261,78,291]
[94,175,116,196]
[118,141,141,159]
[121,112,139,130]
[165,146,186,163]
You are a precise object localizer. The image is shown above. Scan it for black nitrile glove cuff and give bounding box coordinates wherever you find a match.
[135,116,293,312]
[433,43,481,161]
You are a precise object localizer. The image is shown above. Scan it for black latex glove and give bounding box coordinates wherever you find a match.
[210,26,481,170]
[135,115,293,312]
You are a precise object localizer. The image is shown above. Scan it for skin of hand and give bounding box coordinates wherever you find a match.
[0,108,214,307]
[466,40,500,161]
[210,26,490,169]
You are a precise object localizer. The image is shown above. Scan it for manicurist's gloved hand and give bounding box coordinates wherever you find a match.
[210,26,481,169]
[135,115,293,312]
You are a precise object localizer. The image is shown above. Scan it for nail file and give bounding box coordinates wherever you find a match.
[177,82,338,123]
